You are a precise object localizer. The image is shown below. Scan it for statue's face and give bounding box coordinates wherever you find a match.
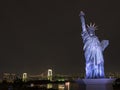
[88,29,95,36]
[87,26,96,36]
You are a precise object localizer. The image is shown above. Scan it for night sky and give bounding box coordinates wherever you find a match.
[0,0,120,75]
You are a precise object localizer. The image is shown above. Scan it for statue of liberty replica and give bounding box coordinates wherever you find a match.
[79,11,109,79]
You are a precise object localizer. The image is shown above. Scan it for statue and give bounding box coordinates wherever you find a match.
[79,11,109,79]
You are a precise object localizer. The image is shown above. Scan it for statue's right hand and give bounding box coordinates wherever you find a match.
[79,11,85,16]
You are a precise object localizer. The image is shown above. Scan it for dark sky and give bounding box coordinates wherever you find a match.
[0,0,120,75]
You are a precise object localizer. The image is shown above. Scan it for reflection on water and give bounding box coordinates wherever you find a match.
[58,84,65,90]
[47,82,71,90]
[65,82,70,90]
[7,81,85,90]
[58,82,70,90]
[47,81,81,90]
[47,83,53,89]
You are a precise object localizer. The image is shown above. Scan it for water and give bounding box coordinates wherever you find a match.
[47,81,85,90]
[47,79,115,90]
[7,79,116,90]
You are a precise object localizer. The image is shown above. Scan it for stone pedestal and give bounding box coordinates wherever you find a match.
[83,79,115,90]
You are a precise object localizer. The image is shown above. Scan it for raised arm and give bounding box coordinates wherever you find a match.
[79,11,87,32]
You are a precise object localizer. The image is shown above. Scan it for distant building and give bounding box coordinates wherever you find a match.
[3,73,16,82]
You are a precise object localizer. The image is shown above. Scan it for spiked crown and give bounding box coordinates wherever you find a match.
[87,23,97,31]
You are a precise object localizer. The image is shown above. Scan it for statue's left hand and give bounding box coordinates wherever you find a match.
[101,40,109,51]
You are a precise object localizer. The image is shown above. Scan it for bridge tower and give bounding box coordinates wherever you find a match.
[22,73,27,82]
[47,69,52,81]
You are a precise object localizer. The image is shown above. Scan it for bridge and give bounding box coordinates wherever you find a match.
[22,69,73,82]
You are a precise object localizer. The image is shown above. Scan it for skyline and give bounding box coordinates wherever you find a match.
[0,0,120,75]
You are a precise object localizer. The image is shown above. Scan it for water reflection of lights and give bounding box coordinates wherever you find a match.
[58,84,65,90]
[65,82,70,90]
[47,83,53,89]
[58,82,70,90]
[65,82,70,86]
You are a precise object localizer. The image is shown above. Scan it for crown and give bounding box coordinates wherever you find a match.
[87,23,98,31]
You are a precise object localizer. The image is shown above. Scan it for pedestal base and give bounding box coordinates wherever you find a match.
[83,79,115,90]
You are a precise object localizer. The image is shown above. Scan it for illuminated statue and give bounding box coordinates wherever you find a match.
[79,11,109,79]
